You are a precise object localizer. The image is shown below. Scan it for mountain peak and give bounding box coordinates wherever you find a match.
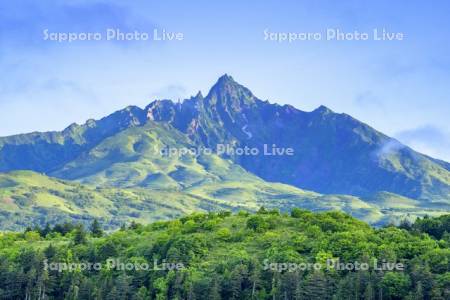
[209,74,241,91]
[194,90,204,99]
[217,73,235,84]
[206,74,257,108]
[313,105,333,115]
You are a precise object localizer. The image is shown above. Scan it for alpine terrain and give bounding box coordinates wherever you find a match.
[0,75,449,230]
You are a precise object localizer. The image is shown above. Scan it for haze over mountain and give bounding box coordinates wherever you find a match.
[0,75,449,229]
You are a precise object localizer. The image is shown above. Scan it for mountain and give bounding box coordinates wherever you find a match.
[0,123,386,230]
[0,74,449,229]
[141,75,450,201]
[0,106,147,173]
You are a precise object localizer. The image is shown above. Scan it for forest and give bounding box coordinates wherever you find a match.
[0,208,449,300]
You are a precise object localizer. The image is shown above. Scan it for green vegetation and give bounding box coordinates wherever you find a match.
[3,167,448,230]
[1,141,449,230]
[1,210,449,299]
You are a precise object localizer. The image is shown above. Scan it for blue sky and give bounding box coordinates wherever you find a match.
[1,0,450,161]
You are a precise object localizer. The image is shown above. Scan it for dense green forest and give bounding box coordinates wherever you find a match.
[1,209,449,299]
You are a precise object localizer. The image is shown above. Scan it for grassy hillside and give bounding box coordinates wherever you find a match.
[0,170,242,230]
[0,170,375,231]
[1,211,449,299]
[1,169,449,231]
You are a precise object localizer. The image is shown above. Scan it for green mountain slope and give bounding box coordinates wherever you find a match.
[0,170,380,230]
[0,106,147,173]
[0,170,205,230]
[51,120,446,225]
[1,165,449,230]
[0,119,390,230]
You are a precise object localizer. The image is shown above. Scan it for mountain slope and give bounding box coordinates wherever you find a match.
[145,75,450,202]
[0,121,407,229]
[0,170,210,230]
[0,74,449,229]
[45,121,390,225]
[1,168,396,230]
[0,106,147,173]
[1,117,448,229]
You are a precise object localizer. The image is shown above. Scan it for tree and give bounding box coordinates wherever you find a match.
[246,216,268,232]
[154,277,168,300]
[364,281,375,300]
[412,281,424,300]
[133,286,150,300]
[257,207,268,214]
[249,260,262,299]
[230,264,247,300]
[116,273,131,300]
[398,218,412,231]
[41,223,52,237]
[73,225,87,245]
[291,208,309,218]
[302,271,329,300]
[90,219,103,237]
[106,287,119,300]
[129,221,141,230]
[2,211,450,300]
[44,244,57,263]
[381,272,411,300]
[216,228,232,241]
[98,240,118,260]
[67,284,80,300]
[208,276,222,300]
[78,278,95,300]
